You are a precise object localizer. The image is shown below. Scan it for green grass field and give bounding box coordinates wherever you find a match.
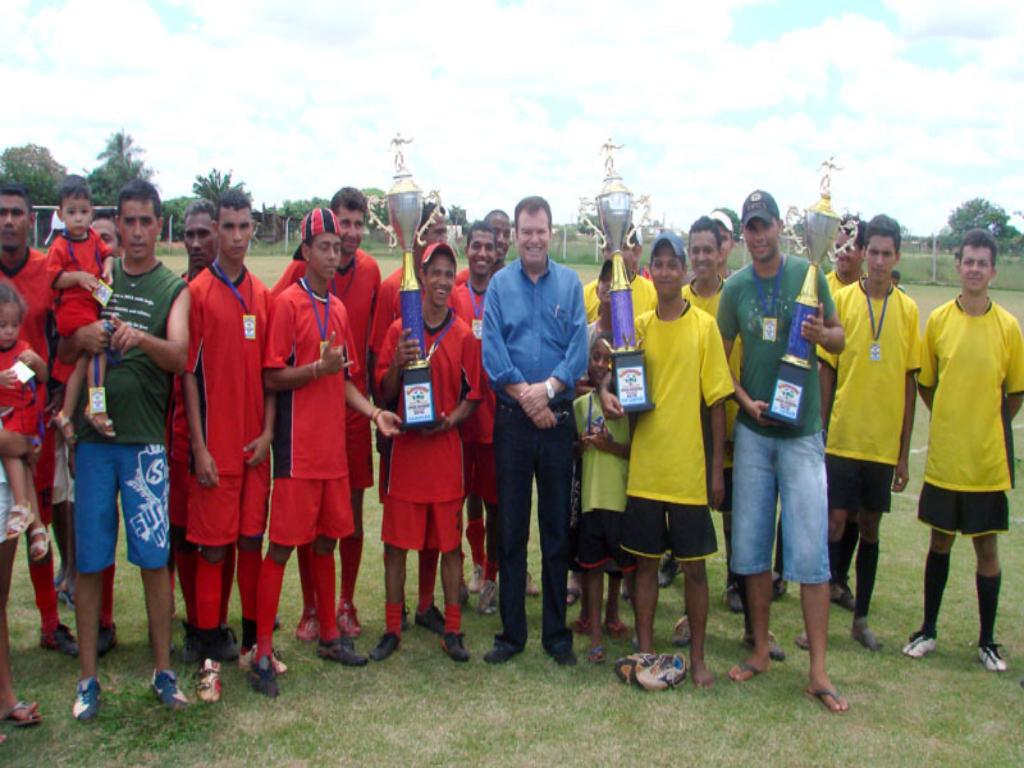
[3,254,1023,766]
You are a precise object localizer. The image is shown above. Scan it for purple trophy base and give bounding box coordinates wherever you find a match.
[400,288,427,360]
[610,289,636,349]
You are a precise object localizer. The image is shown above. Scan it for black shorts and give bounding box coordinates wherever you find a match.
[918,483,1008,536]
[826,455,894,513]
[622,496,717,561]
[577,509,635,572]
[715,467,734,513]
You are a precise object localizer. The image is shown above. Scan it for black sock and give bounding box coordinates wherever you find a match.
[976,572,1001,647]
[242,617,258,651]
[828,540,843,584]
[837,521,859,585]
[736,575,752,636]
[854,540,879,620]
[773,519,784,577]
[922,550,950,637]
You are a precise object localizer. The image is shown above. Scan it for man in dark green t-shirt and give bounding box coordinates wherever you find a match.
[717,190,849,713]
[59,180,191,721]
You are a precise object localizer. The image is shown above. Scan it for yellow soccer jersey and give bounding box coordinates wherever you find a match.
[682,277,724,317]
[825,269,861,299]
[821,281,921,465]
[584,273,658,324]
[919,298,1024,491]
[627,306,735,504]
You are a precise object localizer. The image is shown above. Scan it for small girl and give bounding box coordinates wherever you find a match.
[0,284,50,560]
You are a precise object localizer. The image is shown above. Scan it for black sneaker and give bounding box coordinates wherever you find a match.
[248,654,279,698]
[483,643,519,665]
[441,632,470,662]
[550,647,577,667]
[179,624,201,664]
[41,623,79,657]
[318,637,368,667]
[369,632,400,662]
[414,605,445,635]
[97,623,117,658]
[210,626,240,662]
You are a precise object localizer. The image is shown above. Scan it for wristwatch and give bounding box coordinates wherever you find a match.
[544,379,555,400]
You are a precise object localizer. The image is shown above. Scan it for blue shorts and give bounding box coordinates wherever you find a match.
[730,423,830,584]
[74,442,170,574]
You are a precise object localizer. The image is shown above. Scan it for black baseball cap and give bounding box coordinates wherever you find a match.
[741,190,780,227]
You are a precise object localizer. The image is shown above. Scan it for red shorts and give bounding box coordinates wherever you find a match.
[269,476,353,547]
[187,462,270,546]
[382,497,463,553]
[55,291,100,338]
[168,456,189,528]
[33,425,55,525]
[346,412,373,491]
[463,441,497,505]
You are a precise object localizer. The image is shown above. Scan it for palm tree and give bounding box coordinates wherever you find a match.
[192,169,245,203]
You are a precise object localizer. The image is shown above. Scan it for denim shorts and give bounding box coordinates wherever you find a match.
[74,442,170,573]
[730,423,830,584]
[0,464,11,545]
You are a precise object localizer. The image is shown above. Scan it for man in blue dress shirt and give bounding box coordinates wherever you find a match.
[482,195,587,666]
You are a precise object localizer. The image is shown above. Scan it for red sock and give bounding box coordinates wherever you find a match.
[100,564,115,628]
[417,549,439,613]
[175,547,198,626]
[339,535,363,605]
[385,602,403,637]
[256,556,286,660]
[29,559,59,634]
[311,551,339,644]
[219,544,236,625]
[484,558,499,582]
[236,547,261,622]
[195,555,223,631]
[297,543,316,615]
[444,603,461,634]
[466,517,485,568]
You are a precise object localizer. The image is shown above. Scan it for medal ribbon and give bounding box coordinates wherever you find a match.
[469,286,485,319]
[865,282,890,342]
[211,260,250,314]
[425,311,455,362]
[301,278,330,343]
[754,262,783,318]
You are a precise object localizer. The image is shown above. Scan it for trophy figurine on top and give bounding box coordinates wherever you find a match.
[368,135,444,430]
[767,158,845,425]
[578,139,653,413]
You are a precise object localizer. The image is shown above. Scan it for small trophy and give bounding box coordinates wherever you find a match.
[369,135,444,430]
[767,159,844,425]
[579,139,653,413]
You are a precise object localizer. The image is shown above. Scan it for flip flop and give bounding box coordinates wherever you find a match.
[806,687,848,713]
[0,701,42,727]
[603,619,628,639]
[729,661,765,682]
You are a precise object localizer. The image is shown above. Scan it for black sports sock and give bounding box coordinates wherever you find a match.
[736,575,752,636]
[837,521,859,585]
[773,519,784,577]
[922,550,950,637]
[242,617,258,651]
[976,572,1001,647]
[854,540,879,620]
[828,540,843,584]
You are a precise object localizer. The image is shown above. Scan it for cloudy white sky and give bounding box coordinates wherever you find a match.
[5,0,1023,234]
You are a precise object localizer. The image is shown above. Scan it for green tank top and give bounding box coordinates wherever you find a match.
[77,259,186,445]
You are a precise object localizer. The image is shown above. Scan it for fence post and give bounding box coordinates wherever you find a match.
[931,235,937,283]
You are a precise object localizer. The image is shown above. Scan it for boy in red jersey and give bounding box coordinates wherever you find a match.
[371,242,482,663]
[249,209,399,698]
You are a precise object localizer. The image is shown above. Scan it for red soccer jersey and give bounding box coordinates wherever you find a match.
[455,267,470,287]
[265,280,359,480]
[188,265,271,476]
[375,310,482,502]
[0,249,52,364]
[0,339,41,437]
[45,229,110,284]
[167,270,200,463]
[450,283,495,444]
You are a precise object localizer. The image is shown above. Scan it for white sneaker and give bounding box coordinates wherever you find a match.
[978,644,1007,672]
[478,580,498,615]
[902,631,937,659]
[468,565,484,594]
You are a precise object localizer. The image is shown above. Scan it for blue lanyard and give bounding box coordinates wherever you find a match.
[754,261,783,317]
[865,282,890,342]
[425,312,454,361]
[469,286,485,319]
[211,260,249,314]
[301,278,329,342]
[65,233,104,274]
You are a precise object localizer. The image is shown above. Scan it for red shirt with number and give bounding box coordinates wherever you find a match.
[450,283,495,444]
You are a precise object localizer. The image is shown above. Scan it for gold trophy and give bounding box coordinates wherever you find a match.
[578,139,653,412]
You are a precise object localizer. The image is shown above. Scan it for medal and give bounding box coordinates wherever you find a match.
[320,340,330,357]
[471,318,482,339]
[865,282,890,364]
[870,342,881,362]
[88,386,107,416]
[762,317,778,342]
[93,281,113,307]
[243,314,256,341]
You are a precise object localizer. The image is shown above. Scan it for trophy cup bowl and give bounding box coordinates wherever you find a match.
[387,175,424,255]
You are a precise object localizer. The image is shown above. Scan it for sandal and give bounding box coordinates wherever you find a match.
[28,527,49,562]
[603,619,629,639]
[571,617,591,635]
[806,687,848,713]
[5,505,33,538]
[587,645,606,664]
[0,701,42,727]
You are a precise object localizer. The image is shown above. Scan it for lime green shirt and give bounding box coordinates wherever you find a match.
[574,392,630,513]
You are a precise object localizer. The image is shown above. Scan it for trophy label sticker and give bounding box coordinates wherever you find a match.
[616,366,647,408]
[770,380,802,422]
[12,361,34,384]
[870,342,881,362]
[242,314,257,340]
[93,281,113,307]
[88,386,107,416]
[403,382,435,424]
[471,319,483,340]
[762,317,778,342]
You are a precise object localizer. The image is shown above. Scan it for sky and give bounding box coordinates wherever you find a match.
[5,0,1023,235]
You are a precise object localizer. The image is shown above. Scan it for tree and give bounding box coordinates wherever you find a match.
[448,205,467,227]
[946,198,1021,252]
[0,144,67,206]
[161,196,196,241]
[87,130,154,204]
[716,207,741,236]
[192,169,245,204]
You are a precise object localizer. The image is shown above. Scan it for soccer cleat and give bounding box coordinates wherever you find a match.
[294,611,319,642]
[441,632,470,662]
[978,644,1007,673]
[477,580,498,615]
[196,659,222,703]
[415,604,445,635]
[671,615,691,648]
[97,623,118,658]
[248,655,278,698]
[336,600,362,638]
[209,627,240,662]
[902,631,937,659]
[41,623,79,657]
[151,669,190,710]
[636,654,687,691]
[72,677,101,722]
[238,646,288,675]
[467,564,484,594]
[369,632,400,662]
[317,637,368,667]
[614,653,657,686]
